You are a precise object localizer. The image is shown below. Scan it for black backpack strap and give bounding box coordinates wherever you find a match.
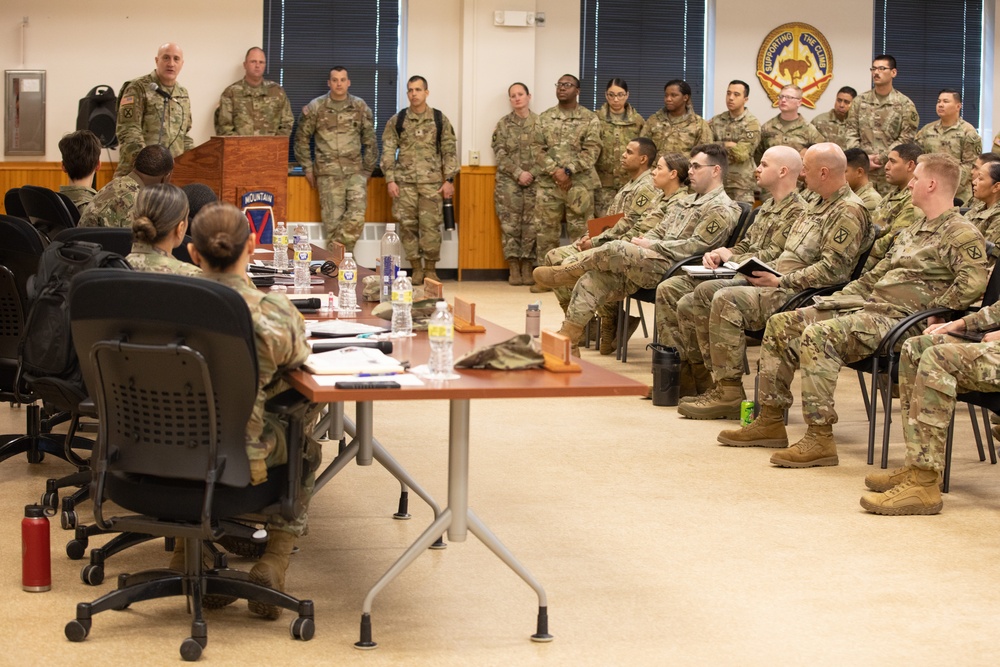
[395,108,407,138]
[395,108,443,156]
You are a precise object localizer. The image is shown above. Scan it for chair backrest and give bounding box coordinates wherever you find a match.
[56,192,83,225]
[70,270,258,487]
[19,185,77,239]
[0,215,48,304]
[726,203,755,247]
[4,188,28,219]
[981,256,1000,307]
[54,227,134,258]
[0,265,25,390]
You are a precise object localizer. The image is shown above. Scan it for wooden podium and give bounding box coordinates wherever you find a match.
[170,136,289,222]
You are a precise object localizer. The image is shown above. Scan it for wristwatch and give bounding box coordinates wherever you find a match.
[563,167,572,177]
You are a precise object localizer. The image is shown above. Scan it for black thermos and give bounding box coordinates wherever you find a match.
[648,343,680,407]
[442,197,456,230]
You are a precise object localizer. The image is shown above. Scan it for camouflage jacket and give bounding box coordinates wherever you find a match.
[381,107,458,185]
[593,169,660,246]
[915,119,982,204]
[115,71,194,177]
[709,109,761,196]
[595,103,645,189]
[730,190,804,265]
[846,88,920,163]
[853,182,882,213]
[842,207,987,318]
[296,94,377,177]
[775,184,871,291]
[992,131,1000,157]
[865,186,917,270]
[491,110,544,184]
[640,108,713,156]
[966,199,1000,247]
[78,173,142,228]
[59,185,96,213]
[756,113,824,162]
[126,242,202,277]
[612,186,689,242]
[216,79,294,137]
[812,110,852,150]
[643,185,739,261]
[536,104,602,190]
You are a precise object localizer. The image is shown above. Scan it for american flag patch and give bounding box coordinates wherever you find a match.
[121,95,134,105]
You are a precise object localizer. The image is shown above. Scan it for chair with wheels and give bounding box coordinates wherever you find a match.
[54,227,134,257]
[64,270,315,661]
[4,188,28,220]
[56,192,83,225]
[18,185,78,240]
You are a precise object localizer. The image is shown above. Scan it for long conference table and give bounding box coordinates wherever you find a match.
[273,248,648,648]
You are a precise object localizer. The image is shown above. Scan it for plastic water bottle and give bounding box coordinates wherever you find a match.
[379,223,402,303]
[391,270,413,337]
[292,223,311,292]
[428,301,456,379]
[272,221,289,271]
[338,252,359,316]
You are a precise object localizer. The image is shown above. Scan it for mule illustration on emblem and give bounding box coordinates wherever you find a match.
[756,22,834,110]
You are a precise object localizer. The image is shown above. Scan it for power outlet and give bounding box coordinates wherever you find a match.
[469,150,480,166]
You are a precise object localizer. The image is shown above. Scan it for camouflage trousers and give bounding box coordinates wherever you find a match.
[545,243,583,313]
[494,177,537,261]
[900,335,1000,472]
[564,240,670,327]
[654,274,700,353]
[317,173,368,252]
[393,182,444,262]
[593,186,619,218]
[262,405,323,537]
[662,276,747,365]
[534,184,594,260]
[759,307,898,425]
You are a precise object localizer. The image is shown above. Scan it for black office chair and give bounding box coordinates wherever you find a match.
[56,192,83,225]
[19,185,78,240]
[64,270,315,660]
[4,188,28,219]
[54,227,134,257]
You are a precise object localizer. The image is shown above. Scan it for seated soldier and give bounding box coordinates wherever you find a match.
[844,147,882,213]
[863,143,922,270]
[79,145,173,228]
[534,143,740,353]
[57,130,102,213]
[717,154,988,468]
[965,153,1000,215]
[677,143,872,419]
[126,183,202,277]
[966,160,1000,246]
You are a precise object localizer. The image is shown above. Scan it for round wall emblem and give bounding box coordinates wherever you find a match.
[756,22,834,109]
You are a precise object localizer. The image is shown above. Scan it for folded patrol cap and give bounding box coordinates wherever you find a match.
[454,334,544,370]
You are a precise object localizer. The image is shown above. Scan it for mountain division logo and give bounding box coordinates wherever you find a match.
[756,22,834,109]
[241,190,275,244]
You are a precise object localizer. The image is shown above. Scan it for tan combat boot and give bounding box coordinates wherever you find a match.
[677,380,745,420]
[169,539,237,608]
[532,261,586,288]
[678,361,697,399]
[248,531,297,620]
[409,259,424,286]
[508,260,522,286]
[521,259,536,286]
[556,320,584,357]
[860,467,943,515]
[424,261,440,283]
[864,465,943,492]
[599,316,618,356]
[769,425,838,468]
[717,405,789,448]
[679,362,715,404]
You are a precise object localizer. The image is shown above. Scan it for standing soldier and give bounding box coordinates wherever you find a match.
[756,85,824,162]
[641,80,713,156]
[216,47,294,137]
[295,67,377,253]
[115,42,194,177]
[594,78,645,216]
[492,82,543,285]
[812,86,857,150]
[847,55,920,195]
[381,75,458,284]
[915,88,981,205]
[709,80,761,205]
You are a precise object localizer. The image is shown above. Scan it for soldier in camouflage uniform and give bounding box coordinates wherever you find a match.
[295,67,377,253]
[992,132,1000,157]
[640,80,713,157]
[717,154,988,469]
[846,55,920,195]
[915,89,982,204]
[215,47,293,137]
[534,144,738,351]
[532,75,602,262]
[125,183,201,277]
[967,161,1000,247]
[79,145,174,228]
[811,86,857,150]
[115,43,193,178]
[709,80,761,205]
[862,143,922,270]
[594,78,645,215]
[679,144,872,420]
[844,147,882,213]
[492,82,543,285]
[188,202,321,618]
[57,130,101,214]
[656,146,803,398]
[755,85,824,163]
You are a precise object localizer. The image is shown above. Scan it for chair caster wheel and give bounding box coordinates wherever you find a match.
[179,637,203,661]
[66,538,88,560]
[65,619,90,642]
[81,563,104,586]
[42,490,58,510]
[27,450,44,464]
[290,616,315,641]
[61,510,77,530]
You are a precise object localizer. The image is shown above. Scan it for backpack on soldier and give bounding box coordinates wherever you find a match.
[395,108,444,154]
[18,241,130,391]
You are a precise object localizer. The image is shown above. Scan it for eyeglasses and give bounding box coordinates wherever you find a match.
[870,66,892,72]
[689,162,712,171]
[777,94,802,101]
[606,92,627,99]
[555,82,577,89]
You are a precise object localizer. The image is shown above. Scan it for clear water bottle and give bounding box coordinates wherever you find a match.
[428,301,456,379]
[273,221,289,271]
[391,270,413,337]
[379,223,402,303]
[338,252,359,316]
[292,223,311,292]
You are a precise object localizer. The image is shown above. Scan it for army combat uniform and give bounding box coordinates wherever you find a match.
[640,108,713,157]
[58,185,96,214]
[381,107,459,265]
[216,79,294,137]
[492,110,543,262]
[534,105,602,258]
[915,119,982,204]
[863,186,916,270]
[755,113,824,163]
[296,93,377,251]
[756,208,987,428]
[709,109,761,205]
[115,72,193,177]
[126,242,202,277]
[594,103,645,215]
[812,110,852,150]
[966,199,1000,248]
[78,173,143,228]
[846,88,919,195]
[853,182,882,214]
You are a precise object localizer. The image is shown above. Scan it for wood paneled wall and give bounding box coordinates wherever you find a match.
[0,162,506,271]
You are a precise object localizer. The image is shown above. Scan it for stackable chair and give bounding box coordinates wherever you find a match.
[4,188,28,220]
[18,185,78,240]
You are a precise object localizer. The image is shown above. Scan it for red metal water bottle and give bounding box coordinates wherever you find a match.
[22,504,51,592]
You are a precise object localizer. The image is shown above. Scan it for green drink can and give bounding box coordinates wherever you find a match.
[740,400,755,426]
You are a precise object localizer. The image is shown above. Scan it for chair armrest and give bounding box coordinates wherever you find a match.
[264,388,311,417]
[266,388,313,522]
[877,307,959,356]
[79,398,97,418]
[666,254,703,278]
